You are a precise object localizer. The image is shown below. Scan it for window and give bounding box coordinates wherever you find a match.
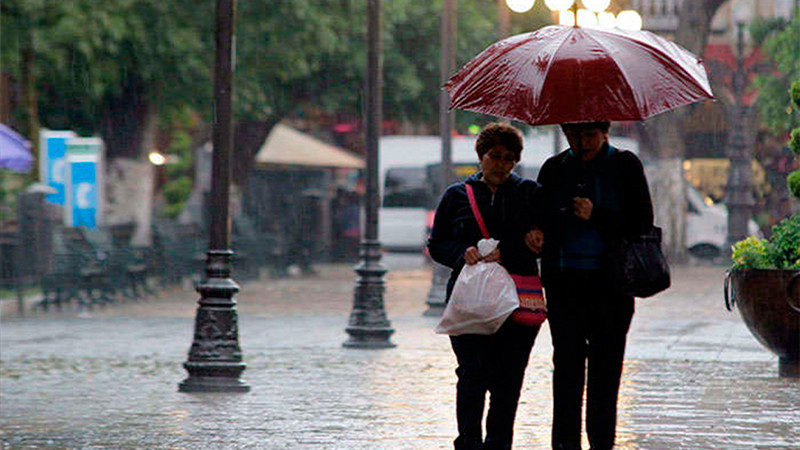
[383,168,429,208]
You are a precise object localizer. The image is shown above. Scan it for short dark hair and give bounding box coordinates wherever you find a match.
[560,121,611,134]
[475,122,523,161]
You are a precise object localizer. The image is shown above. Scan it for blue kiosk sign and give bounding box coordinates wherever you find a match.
[39,130,77,205]
[64,138,104,228]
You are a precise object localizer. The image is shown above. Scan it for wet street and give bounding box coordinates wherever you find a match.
[1,255,798,449]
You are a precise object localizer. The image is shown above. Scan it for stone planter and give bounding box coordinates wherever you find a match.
[725,269,800,377]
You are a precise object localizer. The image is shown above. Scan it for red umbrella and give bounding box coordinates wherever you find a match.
[446,25,714,126]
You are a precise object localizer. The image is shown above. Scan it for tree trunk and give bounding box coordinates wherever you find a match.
[646,0,728,263]
[100,76,150,160]
[100,79,158,246]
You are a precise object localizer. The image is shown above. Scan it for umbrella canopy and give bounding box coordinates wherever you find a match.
[446,25,714,126]
[0,123,34,173]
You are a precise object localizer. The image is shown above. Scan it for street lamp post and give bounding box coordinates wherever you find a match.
[343,0,396,349]
[179,0,249,393]
[724,22,756,248]
[423,0,457,317]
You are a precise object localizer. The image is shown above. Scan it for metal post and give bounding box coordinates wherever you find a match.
[725,22,755,250]
[440,0,456,186]
[179,0,249,392]
[424,0,458,317]
[344,0,395,349]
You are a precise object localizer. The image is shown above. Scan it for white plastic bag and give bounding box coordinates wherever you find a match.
[435,241,519,336]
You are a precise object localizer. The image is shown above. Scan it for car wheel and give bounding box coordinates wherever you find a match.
[688,243,721,260]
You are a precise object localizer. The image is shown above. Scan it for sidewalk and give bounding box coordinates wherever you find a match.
[1,256,798,449]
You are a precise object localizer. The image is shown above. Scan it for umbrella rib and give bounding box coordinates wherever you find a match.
[583,31,642,113]
[448,31,551,121]
[524,29,573,123]
[586,30,712,117]
[596,29,714,98]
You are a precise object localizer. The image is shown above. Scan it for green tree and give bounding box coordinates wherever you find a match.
[3,0,544,214]
[753,13,800,136]
[230,0,525,181]
[752,13,800,202]
[2,0,213,158]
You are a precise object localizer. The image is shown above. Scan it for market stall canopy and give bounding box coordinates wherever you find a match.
[255,124,364,169]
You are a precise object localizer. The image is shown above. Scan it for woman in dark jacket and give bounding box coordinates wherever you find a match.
[428,122,544,450]
[536,121,653,450]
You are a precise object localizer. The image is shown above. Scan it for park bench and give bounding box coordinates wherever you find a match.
[82,227,154,300]
[151,219,206,287]
[37,227,114,310]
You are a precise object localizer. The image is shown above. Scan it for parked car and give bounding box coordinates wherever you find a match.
[686,184,762,259]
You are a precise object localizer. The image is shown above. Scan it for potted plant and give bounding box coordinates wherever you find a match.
[725,80,800,378]
[726,215,800,377]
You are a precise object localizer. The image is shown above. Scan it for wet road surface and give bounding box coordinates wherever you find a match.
[1,256,798,449]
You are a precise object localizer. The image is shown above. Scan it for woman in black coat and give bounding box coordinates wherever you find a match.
[536,121,653,450]
[428,122,544,450]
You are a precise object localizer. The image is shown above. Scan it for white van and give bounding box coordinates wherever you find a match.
[377,131,640,251]
[686,184,762,259]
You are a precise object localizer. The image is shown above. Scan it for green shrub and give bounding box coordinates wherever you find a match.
[765,214,800,269]
[732,236,772,269]
[789,170,800,199]
[789,127,800,154]
[732,214,800,269]
[160,176,193,218]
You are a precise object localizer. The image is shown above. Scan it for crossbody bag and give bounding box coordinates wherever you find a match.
[465,183,547,327]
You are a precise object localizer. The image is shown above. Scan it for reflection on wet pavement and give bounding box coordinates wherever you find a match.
[1,263,799,449]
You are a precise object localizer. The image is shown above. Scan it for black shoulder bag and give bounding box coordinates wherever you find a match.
[613,151,671,298]
[620,225,671,298]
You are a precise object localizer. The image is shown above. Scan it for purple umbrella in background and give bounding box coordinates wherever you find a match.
[0,123,34,173]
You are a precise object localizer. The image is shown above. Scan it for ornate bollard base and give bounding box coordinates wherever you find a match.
[179,377,250,393]
[179,250,250,392]
[343,326,396,349]
[344,241,395,349]
[179,361,250,392]
[779,357,800,378]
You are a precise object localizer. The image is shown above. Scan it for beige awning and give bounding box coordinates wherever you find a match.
[254,123,364,169]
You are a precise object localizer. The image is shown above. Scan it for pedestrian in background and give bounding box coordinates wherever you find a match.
[428,122,545,450]
[534,121,654,450]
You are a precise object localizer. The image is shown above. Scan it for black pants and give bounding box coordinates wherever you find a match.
[545,269,634,450]
[450,319,540,450]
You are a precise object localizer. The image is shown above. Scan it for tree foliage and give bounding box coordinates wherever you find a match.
[2,0,551,202]
[233,0,527,130]
[1,0,212,144]
[753,14,800,135]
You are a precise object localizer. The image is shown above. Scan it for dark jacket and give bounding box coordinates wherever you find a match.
[427,172,542,301]
[536,144,653,286]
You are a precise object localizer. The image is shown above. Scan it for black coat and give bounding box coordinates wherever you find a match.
[427,172,542,301]
[536,144,653,286]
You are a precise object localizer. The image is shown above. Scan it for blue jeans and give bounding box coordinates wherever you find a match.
[450,319,540,450]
